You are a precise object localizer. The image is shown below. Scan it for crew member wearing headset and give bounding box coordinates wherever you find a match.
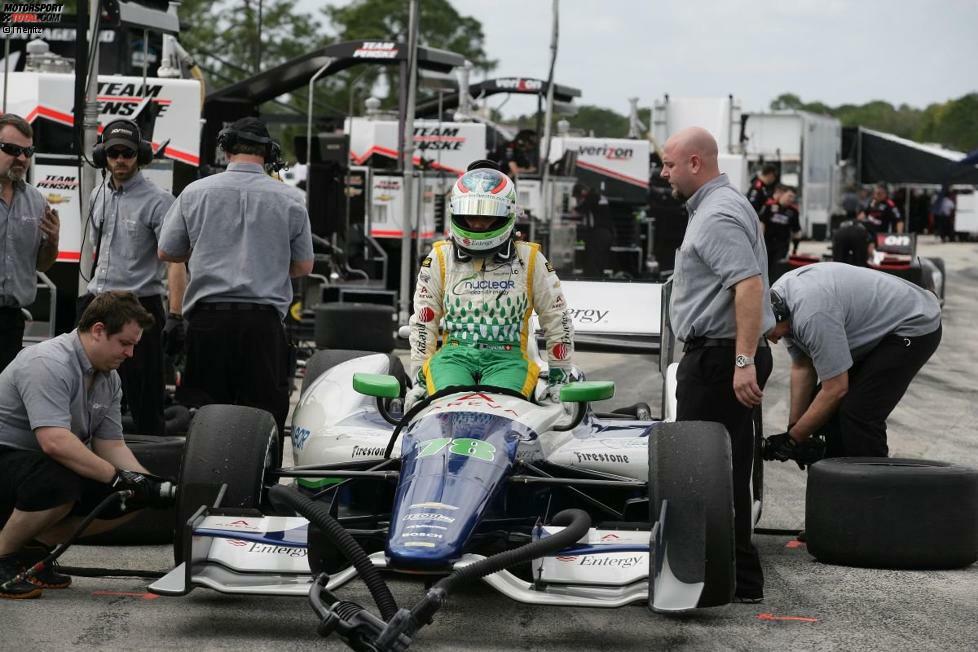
[158,117,314,458]
[77,119,185,436]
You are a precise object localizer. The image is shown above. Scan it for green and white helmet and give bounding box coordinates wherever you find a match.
[449,167,517,257]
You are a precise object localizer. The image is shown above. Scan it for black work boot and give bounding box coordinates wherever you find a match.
[0,554,43,599]
[19,542,72,589]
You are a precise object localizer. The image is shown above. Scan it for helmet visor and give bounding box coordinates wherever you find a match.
[450,194,512,219]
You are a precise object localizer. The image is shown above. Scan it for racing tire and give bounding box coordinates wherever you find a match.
[77,434,186,546]
[301,349,407,397]
[174,405,279,564]
[806,457,978,569]
[314,302,394,353]
[649,421,735,608]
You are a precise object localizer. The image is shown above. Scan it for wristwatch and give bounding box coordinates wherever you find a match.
[735,354,754,368]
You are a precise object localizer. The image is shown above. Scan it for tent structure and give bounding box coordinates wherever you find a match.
[844,126,978,186]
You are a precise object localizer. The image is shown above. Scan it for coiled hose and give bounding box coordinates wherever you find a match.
[267,484,399,621]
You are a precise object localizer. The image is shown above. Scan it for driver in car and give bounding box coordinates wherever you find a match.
[408,161,574,402]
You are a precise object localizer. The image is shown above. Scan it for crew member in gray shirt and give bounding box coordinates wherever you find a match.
[662,127,774,604]
[0,113,60,373]
[78,119,187,436]
[0,292,173,599]
[764,262,942,461]
[158,117,313,451]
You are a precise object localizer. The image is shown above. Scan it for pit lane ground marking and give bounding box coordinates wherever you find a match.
[757,613,818,623]
[91,591,159,600]
[785,540,806,549]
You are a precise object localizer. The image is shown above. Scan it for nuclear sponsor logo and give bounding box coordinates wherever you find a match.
[452,275,516,295]
[418,306,436,323]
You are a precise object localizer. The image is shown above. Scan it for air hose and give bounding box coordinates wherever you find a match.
[267,484,399,621]
[406,508,591,628]
[1,490,134,591]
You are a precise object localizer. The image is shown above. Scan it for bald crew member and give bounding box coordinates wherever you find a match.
[661,127,775,604]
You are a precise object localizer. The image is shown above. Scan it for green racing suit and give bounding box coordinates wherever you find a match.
[408,239,574,397]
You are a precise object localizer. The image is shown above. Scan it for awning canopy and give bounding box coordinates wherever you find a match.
[845,126,978,186]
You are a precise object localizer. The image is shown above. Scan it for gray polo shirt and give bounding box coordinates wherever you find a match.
[0,181,47,308]
[87,172,175,297]
[0,330,123,452]
[773,262,942,380]
[670,174,776,341]
[158,162,314,319]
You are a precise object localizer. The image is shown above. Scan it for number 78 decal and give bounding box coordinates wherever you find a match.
[417,437,496,462]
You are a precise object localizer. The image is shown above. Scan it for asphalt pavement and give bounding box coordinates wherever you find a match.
[2,236,976,651]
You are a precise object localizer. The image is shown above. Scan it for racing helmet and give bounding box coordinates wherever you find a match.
[449,167,517,257]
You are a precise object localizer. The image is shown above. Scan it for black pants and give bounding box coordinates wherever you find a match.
[77,294,166,436]
[822,326,942,458]
[676,345,773,599]
[765,238,789,284]
[0,306,26,374]
[177,304,290,449]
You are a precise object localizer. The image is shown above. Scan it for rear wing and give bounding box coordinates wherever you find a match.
[532,280,677,360]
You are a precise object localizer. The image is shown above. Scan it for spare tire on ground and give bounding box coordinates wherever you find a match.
[806,457,978,569]
[314,302,394,352]
[77,434,186,546]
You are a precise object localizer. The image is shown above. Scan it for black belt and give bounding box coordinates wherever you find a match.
[682,337,769,353]
[195,302,277,312]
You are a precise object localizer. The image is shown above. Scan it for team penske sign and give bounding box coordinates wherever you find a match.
[4,71,201,166]
[346,117,486,175]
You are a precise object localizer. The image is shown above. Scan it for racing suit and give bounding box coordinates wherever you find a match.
[861,198,902,235]
[746,176,773,215]
[759,198,801,279]
[409,239,574,397]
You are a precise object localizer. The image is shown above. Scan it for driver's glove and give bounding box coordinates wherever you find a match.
[544,367,570,403]
[405,366,429,411]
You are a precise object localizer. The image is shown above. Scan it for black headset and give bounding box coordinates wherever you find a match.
[770,289,790,323]
[92,119,154,169]
[217,125,283,169]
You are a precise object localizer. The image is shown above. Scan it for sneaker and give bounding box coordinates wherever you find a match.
[18,543,71,589]
[0,554,42,600]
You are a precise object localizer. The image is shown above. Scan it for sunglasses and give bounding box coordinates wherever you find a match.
[106,148,136,159]
[0,142,35,158]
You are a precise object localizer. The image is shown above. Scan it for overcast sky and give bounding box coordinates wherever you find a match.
[303,0,978,118]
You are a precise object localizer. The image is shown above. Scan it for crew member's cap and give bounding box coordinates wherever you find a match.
[229,116,271,140]
[103,121,140,150]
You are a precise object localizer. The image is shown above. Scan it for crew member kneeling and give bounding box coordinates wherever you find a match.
[764,262,942,465]
[408,162,574,401]
[0,292,173,599]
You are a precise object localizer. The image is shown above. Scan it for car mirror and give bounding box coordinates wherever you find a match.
[353,373,401,399]
[559,381,615,403]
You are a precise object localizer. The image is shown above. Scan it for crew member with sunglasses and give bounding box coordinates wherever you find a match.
[76,120,184,437]
[0,114,60,373]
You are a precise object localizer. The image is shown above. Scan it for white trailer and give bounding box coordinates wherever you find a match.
[650,95,750,192]
[741,110,842,239]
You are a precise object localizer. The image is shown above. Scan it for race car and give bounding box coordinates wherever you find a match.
[783,232,945,304]
[149,287,748,650]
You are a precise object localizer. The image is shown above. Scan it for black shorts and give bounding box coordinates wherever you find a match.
[0,447,130,526]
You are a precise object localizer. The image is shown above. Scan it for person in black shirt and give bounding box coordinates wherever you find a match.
[758,185,801,280]
[858,184,903,234]
[746,163,777,215]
